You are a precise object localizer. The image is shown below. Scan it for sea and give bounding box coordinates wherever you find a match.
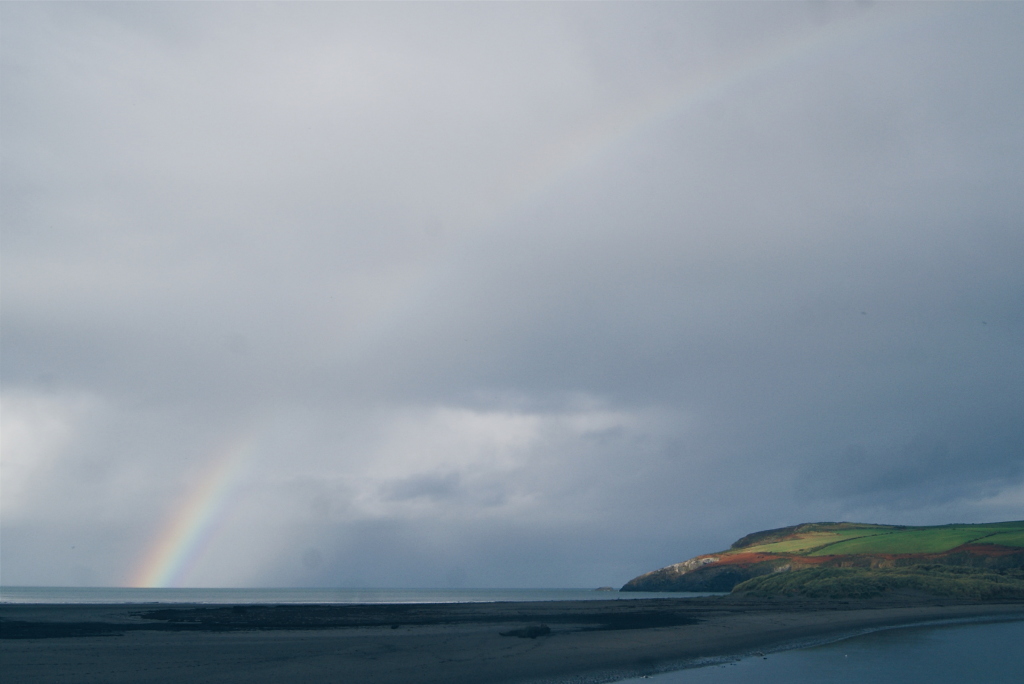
[618,616,1024,684]
[2,587,1021,683]
[0,586,717,604]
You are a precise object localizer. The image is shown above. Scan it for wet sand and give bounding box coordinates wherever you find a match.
[3,597,1023,683]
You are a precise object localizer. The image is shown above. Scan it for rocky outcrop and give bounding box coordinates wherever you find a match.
[621,555,784,592]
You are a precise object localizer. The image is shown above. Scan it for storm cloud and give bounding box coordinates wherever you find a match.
[2,2,1022,588]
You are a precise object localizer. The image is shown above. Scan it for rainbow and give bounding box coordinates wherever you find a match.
[131,435,253,588]
[127,6,931,588]
[356,4,928,344]
[470,4,924,229]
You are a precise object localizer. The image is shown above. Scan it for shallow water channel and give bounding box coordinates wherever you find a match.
[620,617,1024,684]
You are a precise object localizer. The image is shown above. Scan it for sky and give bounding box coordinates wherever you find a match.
[1,2,1022,589]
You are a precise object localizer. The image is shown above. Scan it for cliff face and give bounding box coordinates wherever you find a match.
[621,521,1024,593]
[621,558,774,592]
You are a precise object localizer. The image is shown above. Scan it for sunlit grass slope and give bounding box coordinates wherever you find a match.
[739,527,885,554]
[974,529,1024,548]
[621,521,1024,595]
[727,521,1024,599]
[731,522,1024,557]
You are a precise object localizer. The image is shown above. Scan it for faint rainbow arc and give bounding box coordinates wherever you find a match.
[358,6,921,340]
[131,9,926,588]
[500,6,917,217]
[132,436,252,588]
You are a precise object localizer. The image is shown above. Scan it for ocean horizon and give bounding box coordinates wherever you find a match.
[0,586,722,605]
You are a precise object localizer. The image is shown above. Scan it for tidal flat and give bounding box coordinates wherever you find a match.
[2,596,1023,683]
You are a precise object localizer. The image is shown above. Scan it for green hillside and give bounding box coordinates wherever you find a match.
[806,526,1015,556]
[734,564,1024,600]
[974,529,1024,547]
[734,522,1024,558]
[622,521,1024,597]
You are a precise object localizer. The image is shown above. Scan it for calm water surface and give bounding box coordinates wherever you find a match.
[0,586,721,604]
[621,618,1024,684]
[6,587,1018,684]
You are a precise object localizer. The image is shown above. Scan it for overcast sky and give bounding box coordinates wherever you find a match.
[2,2,1022,589]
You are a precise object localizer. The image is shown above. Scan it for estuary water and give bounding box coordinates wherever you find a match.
[621,617,1024,684]
[0,586,718,604]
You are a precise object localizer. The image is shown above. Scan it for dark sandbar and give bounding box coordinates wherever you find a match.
[3,596,1023,683]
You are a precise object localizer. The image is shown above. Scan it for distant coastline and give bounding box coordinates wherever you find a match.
[622,521,1024,598]
[0,586,720,606]
[4,522,1024,682]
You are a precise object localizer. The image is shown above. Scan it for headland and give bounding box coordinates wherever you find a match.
[622,521,1024,598]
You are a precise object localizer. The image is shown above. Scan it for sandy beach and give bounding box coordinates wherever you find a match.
[3,597,1023,684]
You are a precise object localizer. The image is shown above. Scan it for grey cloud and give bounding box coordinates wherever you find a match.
[2,2,1022,588]
[382,473,463,503]
[804,427,1024,506]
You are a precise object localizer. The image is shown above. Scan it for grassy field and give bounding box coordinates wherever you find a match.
[740,528,885,554]
[722,522,1024,558]
[974,529,1024,548]
[806,525,1020,556]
